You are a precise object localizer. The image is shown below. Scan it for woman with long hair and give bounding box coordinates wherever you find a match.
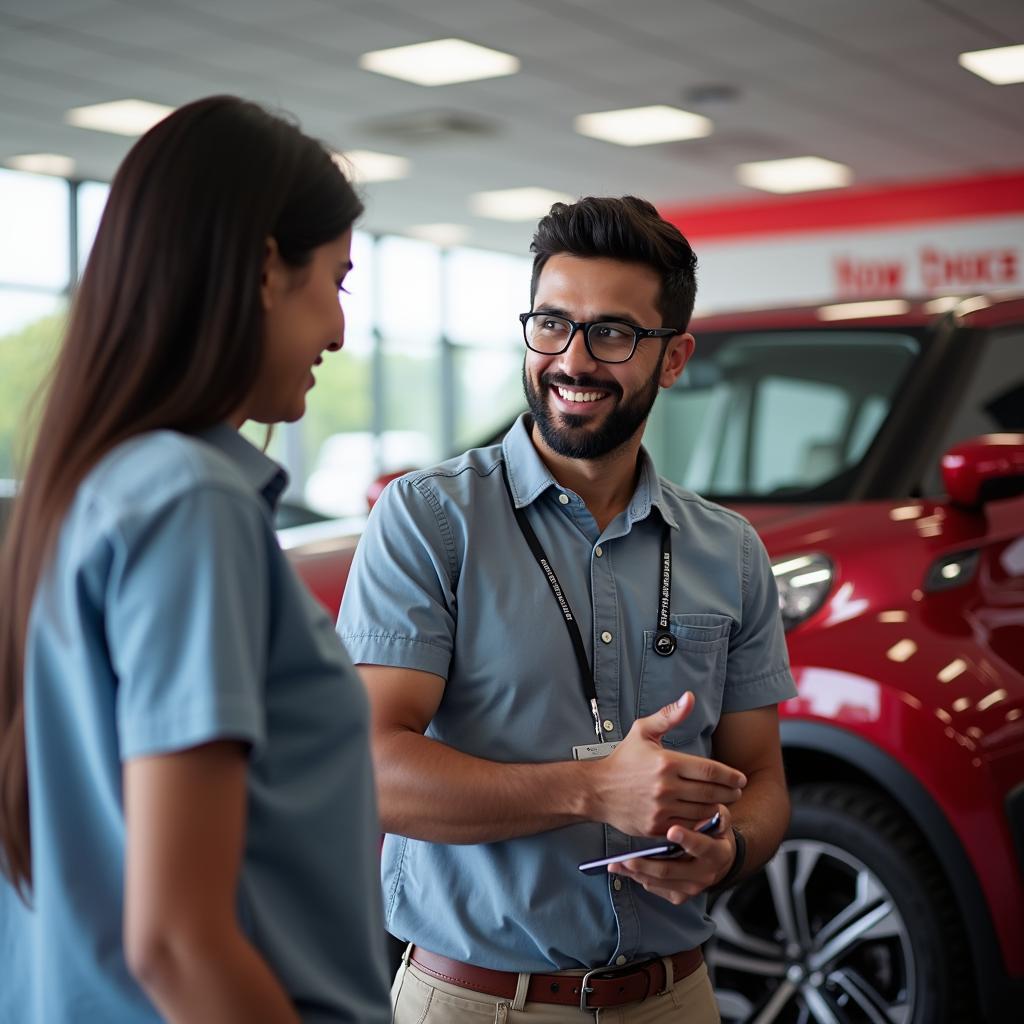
[0,95,391,1023]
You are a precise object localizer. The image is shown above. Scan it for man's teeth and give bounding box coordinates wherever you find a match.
[556,387,604,403]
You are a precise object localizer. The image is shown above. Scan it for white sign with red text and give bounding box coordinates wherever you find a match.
[693,215,1024,314]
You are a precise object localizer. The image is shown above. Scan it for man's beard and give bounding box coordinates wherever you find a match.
[523,358,662,460]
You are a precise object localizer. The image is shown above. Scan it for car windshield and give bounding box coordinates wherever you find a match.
[644,330,922,502]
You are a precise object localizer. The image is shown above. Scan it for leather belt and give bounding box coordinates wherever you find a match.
[409,945,703,1010]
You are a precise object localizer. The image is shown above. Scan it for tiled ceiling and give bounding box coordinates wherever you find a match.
[1,0,1022,253]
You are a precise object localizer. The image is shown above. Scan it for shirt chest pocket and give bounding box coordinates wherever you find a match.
[636,613,731,752]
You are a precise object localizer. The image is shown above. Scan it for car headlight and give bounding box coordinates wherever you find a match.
[771,553,834,631]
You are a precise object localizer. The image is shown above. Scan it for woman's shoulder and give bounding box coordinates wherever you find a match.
[81,430,259,526]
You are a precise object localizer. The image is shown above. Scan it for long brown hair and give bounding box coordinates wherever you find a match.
[0,95,362,894]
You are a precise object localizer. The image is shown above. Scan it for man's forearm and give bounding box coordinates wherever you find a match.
[375,729,594,843]
[722,768,791,886]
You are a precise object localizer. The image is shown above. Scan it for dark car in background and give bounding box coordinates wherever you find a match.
[287,293,1024,1023]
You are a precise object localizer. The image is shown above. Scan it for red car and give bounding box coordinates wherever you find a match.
[283,294,1024,1024]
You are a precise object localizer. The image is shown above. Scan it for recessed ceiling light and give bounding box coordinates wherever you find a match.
[65,99,174,136]
[470,186,574,221]
[817,300,911,321]
[406,223,469,246]
[359,38,520,86]
[574,105,712,146]
[736,156,853,194]
[958,43,1024,84]
[6,153,76,176]
[333,149,410,183]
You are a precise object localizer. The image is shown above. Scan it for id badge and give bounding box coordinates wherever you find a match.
[572,741,620,761]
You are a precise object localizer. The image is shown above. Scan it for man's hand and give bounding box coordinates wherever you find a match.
[608,808,736,906]
[586,692,747,837]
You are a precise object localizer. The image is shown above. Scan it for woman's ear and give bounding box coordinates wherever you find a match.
[260,236,284,312]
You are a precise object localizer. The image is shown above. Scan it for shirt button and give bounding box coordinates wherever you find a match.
[616,955,628,966]
[602,719,614,733]
[595,546,603,557]
[558,493,570,505]
[601,631,613,644]
[613,878,622,891]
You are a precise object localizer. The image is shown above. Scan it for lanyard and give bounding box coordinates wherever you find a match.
[500,461,676,743]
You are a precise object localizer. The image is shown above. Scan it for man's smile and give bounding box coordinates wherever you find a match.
[554,386,609,405]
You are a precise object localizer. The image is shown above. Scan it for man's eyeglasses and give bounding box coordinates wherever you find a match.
[519,312,678,364]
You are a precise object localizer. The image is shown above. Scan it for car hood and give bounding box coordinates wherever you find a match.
[726,503,832,534]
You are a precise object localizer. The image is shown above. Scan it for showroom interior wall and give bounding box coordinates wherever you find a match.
[0,166,532,515]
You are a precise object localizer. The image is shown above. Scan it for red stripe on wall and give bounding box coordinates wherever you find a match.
[661,170,1024,242]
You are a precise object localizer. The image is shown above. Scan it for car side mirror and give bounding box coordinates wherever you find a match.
[941,434,1024,508]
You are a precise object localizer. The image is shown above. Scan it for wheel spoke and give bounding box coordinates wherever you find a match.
[765,852,802,947]
[830,966,910,1024]
[815,869,886,948]
[803,987,842,1024]
[713,903,785,958]
[716,990,755,1020]
[711,948,788,976]
[751,980,799,1024]
[809,900,895,970]
[791,844,822,949]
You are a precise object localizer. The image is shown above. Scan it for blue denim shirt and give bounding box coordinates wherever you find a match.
[339,414,796,972]
[1,426,390,1024]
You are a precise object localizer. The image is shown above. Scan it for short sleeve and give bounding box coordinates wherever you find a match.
[108,486,270,760]
[337,477,456,679]
[721,522,798,712]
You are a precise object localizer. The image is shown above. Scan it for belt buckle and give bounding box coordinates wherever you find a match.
[578,967,601,1013]
[579,958,661,1012]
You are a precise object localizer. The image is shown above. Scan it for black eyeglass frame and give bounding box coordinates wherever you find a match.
[518,311,679,364]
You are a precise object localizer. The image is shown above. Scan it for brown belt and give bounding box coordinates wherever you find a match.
[409,945,703,1010]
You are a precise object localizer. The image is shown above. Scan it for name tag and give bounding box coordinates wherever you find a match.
[572,741,620,761]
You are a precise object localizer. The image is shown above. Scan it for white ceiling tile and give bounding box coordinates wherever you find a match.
[0,0,1022,252]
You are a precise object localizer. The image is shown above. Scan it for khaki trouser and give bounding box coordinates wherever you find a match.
[391,947,722,1023]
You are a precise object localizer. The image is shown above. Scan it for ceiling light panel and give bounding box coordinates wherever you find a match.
[958,43,1024,85]
[470,187,574,222]
[65,99,174,136]
[407,223,470,247]
[359,38,520,86]
[334,150,410,184]
[6,153,76,177]
[736,156,853,194]
[575,105,712,146]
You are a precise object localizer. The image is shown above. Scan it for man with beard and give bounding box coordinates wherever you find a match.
[339,196,796,1022]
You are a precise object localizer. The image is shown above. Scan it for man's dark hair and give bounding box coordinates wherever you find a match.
[529,196,698,330]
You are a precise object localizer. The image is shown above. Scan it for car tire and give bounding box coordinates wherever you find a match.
[706,783,977,1023]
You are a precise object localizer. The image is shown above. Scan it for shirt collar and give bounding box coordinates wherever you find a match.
[500,413,679,531]
[500,414,557,508]
[196,423,289,512]
[635,448,679,531]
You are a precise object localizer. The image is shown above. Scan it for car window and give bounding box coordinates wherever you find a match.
[923,327,1024,495]
[645,330,920,500]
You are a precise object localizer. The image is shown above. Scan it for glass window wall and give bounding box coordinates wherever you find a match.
[0,168,531,519]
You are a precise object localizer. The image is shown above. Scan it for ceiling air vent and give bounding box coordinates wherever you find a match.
[359,109,499,144]
[659,131,787,163]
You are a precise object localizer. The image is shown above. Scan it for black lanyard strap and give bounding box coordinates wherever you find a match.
[654,522,676,656]
[500,461,678,740]
[500,462,604,740]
